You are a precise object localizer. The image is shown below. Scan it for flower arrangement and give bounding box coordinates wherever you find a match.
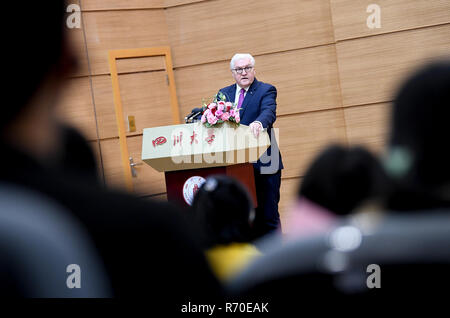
[200,92,240,128]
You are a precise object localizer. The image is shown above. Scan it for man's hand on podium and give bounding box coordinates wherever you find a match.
[250,121,263,138]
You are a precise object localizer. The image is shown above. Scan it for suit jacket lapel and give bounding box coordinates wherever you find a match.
[222,84,236,103]
[239,79,258,119]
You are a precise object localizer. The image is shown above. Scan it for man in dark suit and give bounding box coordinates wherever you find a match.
[218,53,283,239]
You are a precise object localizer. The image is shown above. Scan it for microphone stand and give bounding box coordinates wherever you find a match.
[184,111,203,123]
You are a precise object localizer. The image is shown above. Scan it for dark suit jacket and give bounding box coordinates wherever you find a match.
[219,78,283,172]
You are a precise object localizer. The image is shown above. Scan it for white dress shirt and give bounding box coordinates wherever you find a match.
[234,84,249,106]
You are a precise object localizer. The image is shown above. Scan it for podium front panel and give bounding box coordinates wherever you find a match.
[165,163,257,208]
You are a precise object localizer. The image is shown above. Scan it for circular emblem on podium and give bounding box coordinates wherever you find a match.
[182,176,206,206]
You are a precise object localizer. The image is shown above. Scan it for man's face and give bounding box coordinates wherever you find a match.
[231,58,255,88]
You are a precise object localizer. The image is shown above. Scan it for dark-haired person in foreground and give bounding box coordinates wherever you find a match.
[0,2,221,303]
[284,144,387,240]
[191,176,261,281]
[382,61,450,211]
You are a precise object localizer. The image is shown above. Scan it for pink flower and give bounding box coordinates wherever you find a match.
[221,112,230,121]
[207,103,217,110]
[234,110,240,123]
[207,112,218,125]
[229,109,236,117]
[215,109,223,118]
[201,113,206,123]
[217,102,225,112]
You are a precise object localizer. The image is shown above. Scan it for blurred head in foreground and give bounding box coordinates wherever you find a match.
[284,144,387,238]
[300,144,386,216]
[191,175,261,282]
[1,1,77,162]
[384,61,450,210]
[191,175,255,249]
[0,2,99,181]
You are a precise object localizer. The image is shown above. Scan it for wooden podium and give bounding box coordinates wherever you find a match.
[142,122,270,207]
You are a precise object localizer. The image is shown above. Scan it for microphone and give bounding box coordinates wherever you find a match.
[185,107,204,123]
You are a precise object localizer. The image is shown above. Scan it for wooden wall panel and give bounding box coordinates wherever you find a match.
[174,61,231,120]
[89,76,117,139]
[82,10,169,75]
[164,0,207,7]
[67,27,89,77]
[279,177,301,233]
[57,77,98,141]
[99,138,126,190]
[92,71,174,139]
[336,24,450,107]
[81,0,165,11]
[260,45,342,115]
[100,136,166,195]
[277,109,347,179]
[331,0,450,41]
[166,0,334,67]
[344,103,390,154]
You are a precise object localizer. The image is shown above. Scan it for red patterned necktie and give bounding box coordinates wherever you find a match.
[237,88,245,109]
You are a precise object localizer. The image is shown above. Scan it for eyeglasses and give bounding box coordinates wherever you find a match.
[232,66,254,74]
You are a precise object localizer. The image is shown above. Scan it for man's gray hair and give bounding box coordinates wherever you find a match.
[230,53,255,70]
